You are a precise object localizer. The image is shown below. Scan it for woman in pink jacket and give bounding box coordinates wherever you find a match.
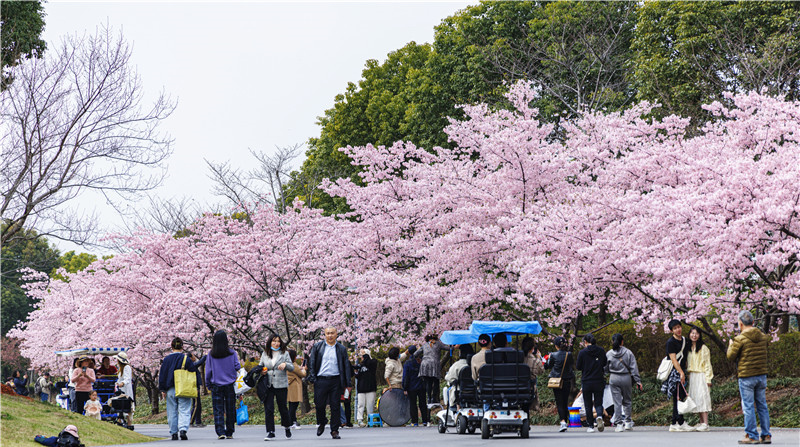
[71,357,96,414]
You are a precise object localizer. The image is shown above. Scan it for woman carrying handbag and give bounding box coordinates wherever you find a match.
[259,334,295,440]
[545,336,575,432]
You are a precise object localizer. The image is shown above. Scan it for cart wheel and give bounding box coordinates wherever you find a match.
[520,419,530,438]
[456,415,467,434]
[481,419,490,439]
[438,420,447,434]
[468,426,476,434]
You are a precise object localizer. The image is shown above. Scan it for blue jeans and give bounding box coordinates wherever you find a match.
[738,375,770,440]
[166,387,192,435]
[40,393,49,403]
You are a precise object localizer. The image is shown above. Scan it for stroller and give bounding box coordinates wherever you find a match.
[103,391,135,430]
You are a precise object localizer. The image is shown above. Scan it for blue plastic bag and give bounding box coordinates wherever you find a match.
[236,402,249,425]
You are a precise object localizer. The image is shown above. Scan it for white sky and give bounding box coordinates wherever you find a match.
[42,0,475,254]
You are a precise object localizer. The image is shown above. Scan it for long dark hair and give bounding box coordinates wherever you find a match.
[611,333,624,351]
[265,334,285,358]
[210,330,232,359]
[689,327,704,352]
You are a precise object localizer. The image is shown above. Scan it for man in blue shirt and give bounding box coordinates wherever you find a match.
[308,327,352,439]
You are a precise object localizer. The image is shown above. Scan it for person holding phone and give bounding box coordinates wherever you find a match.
[70,358,96,414]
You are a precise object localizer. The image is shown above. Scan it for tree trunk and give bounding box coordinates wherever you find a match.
[779,315,790,334]
[301,381,311,414]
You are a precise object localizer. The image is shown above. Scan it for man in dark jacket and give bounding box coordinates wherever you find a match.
[353,349,378,427]
[307,327,352,439]
[403,349,427,426]
[727,310,771,445]
[576,334,607,432]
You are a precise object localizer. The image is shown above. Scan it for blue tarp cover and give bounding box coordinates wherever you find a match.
[469,320,542,336]
[440,320,541,344]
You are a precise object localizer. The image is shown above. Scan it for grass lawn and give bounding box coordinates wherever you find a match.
[0,394,159,446]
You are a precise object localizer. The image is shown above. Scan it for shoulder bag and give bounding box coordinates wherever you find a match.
[547,352,569,389]
[657,337,685,382]
[174,354,198,398]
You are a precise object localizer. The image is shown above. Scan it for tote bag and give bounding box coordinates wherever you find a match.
[174,355,197,398]
[236,402,249,425]
[657,337,685,382]
[677,383,697,414]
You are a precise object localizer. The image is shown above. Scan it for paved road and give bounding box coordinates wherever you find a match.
[104,424,800,447]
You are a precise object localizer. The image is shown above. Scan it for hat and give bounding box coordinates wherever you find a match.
[668,319,682,331]
[477,334,491,347]
[113,352,129,364]
[63,425,79,438]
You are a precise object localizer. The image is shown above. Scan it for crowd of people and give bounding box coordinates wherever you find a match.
[15,309,774,445]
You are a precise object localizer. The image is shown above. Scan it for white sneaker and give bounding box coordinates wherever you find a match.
[596,417,604,432]
[587,427,595,433]
[559,421,568,432]
[669,424,680,432]
[615,424,624,432]
[679,423,695,432]
[624,421,634,431]
[290,423,301,430]
[695,423,709,432]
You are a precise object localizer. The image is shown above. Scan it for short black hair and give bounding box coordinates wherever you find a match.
[492,333,507,348]
[387,347,400,360]
[668,319,682,331]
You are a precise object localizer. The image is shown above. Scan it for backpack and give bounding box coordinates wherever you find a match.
[56,432,84,447]
[34,378,42,395]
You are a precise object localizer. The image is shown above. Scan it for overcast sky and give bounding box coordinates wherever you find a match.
[42,0,475,254]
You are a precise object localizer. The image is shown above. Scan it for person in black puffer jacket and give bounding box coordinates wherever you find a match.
[577,334,608,433]
[546,336,575,432]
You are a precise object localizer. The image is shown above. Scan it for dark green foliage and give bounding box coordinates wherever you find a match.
[1,0,46,89]
[0,225,60,336]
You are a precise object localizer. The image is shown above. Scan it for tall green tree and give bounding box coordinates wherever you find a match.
[1,0,46,90]
[632,1,800,121]
[0,226,60,336]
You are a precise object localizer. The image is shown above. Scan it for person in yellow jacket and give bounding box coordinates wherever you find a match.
[686,327,713,431]
[727,310,771,445]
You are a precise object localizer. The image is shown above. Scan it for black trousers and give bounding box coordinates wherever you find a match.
[314,376,342,433]
[582,382,605,423]
[552,380,573,423]
[191,384,203,425]
[288,401,299,425]
[342,397,351,426]
[264,387,290,433]
[74,391,90,415]
[424,377,438,404]
[407,389,428,424]
[671,381,687,425]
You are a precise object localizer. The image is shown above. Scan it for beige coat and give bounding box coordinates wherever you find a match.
[384,358,403,388]
[287,362,306,403]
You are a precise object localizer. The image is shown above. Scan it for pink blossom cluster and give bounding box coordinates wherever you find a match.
[11,83,800,373]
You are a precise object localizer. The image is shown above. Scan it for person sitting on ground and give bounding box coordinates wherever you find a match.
[470,334,492,382]
[96,356,117,377]
[34,425,84,447]
[84,390,103,420]
[13,370,29,396]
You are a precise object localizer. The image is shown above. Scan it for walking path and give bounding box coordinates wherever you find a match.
[103,424,800,446]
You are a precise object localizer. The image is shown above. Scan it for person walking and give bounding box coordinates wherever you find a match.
[521,337,544,411]
[606,333,642,432]
[418,335,450,408]
[287,349,307,430]
[259,334,295,440]
[577,334,607,433]
[205,330,241,440]
[686,327,713,432]
[114,352,136,427]
[727,310,771,445]
[188,352,206,428]
[403,349,428,426]
[70,359,96,414]
[307,327,352,440]
[353,348,377,427]
[159,337,202,441]
[661,319,693,432]
[36,372,52,403]
[545,336,575,433]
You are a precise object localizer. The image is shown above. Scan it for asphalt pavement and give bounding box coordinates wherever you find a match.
[102,424,800,447]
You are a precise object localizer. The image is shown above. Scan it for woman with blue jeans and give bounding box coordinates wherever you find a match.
[159,338,201,441]
[206,330,241,440]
